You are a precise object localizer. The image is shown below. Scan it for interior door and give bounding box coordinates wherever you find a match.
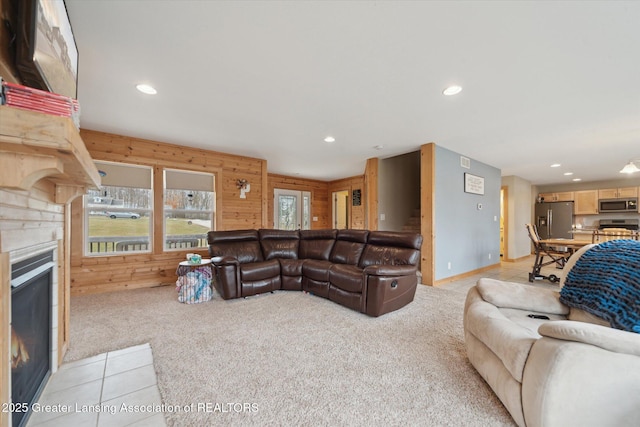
[332,190,349,229]
[274,189,311,230]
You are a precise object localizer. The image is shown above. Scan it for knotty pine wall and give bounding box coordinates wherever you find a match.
[267,174,330,229]
[328,175,366,229]
[70,130,361,294]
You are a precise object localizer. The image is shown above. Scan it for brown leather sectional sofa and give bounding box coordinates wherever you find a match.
[207,229,423,317]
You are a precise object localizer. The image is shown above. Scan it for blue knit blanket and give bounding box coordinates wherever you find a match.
[560,240,640,333]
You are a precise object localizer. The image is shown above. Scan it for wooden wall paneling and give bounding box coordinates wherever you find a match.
[153,166,164,254]
[267,174,330,229]
[365,158,379,230]
[72,129,268,294]
[328,175,365,230]
[261,160,269,227]
[420,143,436,285]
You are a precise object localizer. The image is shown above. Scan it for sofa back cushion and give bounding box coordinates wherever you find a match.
[259,229,300,260]
[299,229,337,260]
[207,229,264,263]
[330,229,369,265]
[359,231,422,268]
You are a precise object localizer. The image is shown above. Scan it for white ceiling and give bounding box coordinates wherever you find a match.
[64,1,640,185]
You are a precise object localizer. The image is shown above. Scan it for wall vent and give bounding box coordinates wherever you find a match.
[460,156,471,169]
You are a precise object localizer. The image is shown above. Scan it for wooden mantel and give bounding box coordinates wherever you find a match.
[0,106,101,203]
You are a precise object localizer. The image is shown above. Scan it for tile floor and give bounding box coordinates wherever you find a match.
[26,343,166,427]
[24,255,558,427]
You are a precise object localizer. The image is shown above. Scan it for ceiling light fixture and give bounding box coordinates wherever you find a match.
[324,136,336,143]
[442,85,462,96]
[136,84,157,95]
[373,145,384,150]
[550,164,561,168]
[564,172,573,176]
[572,178,582,182]
[619,160,640,174]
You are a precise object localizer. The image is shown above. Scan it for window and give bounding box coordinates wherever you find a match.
[85,162,153,255]
[164,169,215,250]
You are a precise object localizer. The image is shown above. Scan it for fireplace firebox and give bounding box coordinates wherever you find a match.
[10,251,54,427]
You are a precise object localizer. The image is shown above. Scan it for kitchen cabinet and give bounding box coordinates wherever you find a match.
[598,187,638,199]
[574,190,599,215]
[539,191,574,202]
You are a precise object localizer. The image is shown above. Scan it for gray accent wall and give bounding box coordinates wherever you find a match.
[435,145,501,280]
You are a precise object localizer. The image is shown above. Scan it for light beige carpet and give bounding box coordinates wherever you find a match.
[65,284,514,426]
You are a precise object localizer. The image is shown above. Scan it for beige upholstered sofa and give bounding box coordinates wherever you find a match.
[463,243,640,427]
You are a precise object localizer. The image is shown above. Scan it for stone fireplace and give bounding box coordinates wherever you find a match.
[1,106,101,427]
[9,242,58,427]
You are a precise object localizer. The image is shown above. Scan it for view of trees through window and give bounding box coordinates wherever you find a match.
[164,189,214,250]
[85,186,153,254]
[163,169,215,250]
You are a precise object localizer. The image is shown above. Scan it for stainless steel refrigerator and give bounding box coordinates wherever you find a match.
[535,202,574,239]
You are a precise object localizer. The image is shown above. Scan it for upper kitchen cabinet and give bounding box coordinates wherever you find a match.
[574,190,599,215]
[539,191,574,202]
[598,187,638,199]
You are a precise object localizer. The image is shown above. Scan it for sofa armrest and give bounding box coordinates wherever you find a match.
[362,264,417,276]
[538,320,640,357]
[214,255,239,266]
[476,278,569,315]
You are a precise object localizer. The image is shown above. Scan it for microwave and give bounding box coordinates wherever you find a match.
[599,198,638,212]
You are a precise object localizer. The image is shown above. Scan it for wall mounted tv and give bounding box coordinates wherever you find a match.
[16,0,78,99]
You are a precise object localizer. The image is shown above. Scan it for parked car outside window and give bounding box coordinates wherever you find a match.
[107,212,141,219]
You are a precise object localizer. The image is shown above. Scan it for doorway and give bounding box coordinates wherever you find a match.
[332,190,349,229]
[274,189,311,230]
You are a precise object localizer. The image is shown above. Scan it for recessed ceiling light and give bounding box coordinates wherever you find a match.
[136,84,157,95]
[564,172,573,176]
[572,178,582,182]
[324,136,335,143]
[550,164,561,168]
[374,145,384,150]
[443,85,462,96]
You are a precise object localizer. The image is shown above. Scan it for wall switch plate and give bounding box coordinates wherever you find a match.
[380,213,386,221]
[312,216,318,221]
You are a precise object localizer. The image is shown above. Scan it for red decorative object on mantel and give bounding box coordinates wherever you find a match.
[1,80,80,129]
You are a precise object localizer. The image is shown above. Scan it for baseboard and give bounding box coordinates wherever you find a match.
[431,263,501,286]
[501,254,532,263]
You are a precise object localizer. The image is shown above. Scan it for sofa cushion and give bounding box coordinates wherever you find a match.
[477,278,569,315]
[465,286,539,383]
[299,229,337,260]
[303,259,333,281]
[208,229,263,263]
[240,259,280,282]
[329,264,363,293]
[330,229,368,265]
[259,229,299,260]
[279,259,304,276]
[359,231,421,268]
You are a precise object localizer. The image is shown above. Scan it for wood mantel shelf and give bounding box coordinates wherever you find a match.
[0,106,101,203]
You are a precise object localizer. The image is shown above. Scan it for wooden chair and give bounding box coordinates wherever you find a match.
[592,228,639,243]
[525,223,572,283]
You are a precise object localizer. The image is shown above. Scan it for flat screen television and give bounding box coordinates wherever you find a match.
[16,0,78,99]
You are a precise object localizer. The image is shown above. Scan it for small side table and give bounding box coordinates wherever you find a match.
[177,258,212,276]
[176,259,213,303]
